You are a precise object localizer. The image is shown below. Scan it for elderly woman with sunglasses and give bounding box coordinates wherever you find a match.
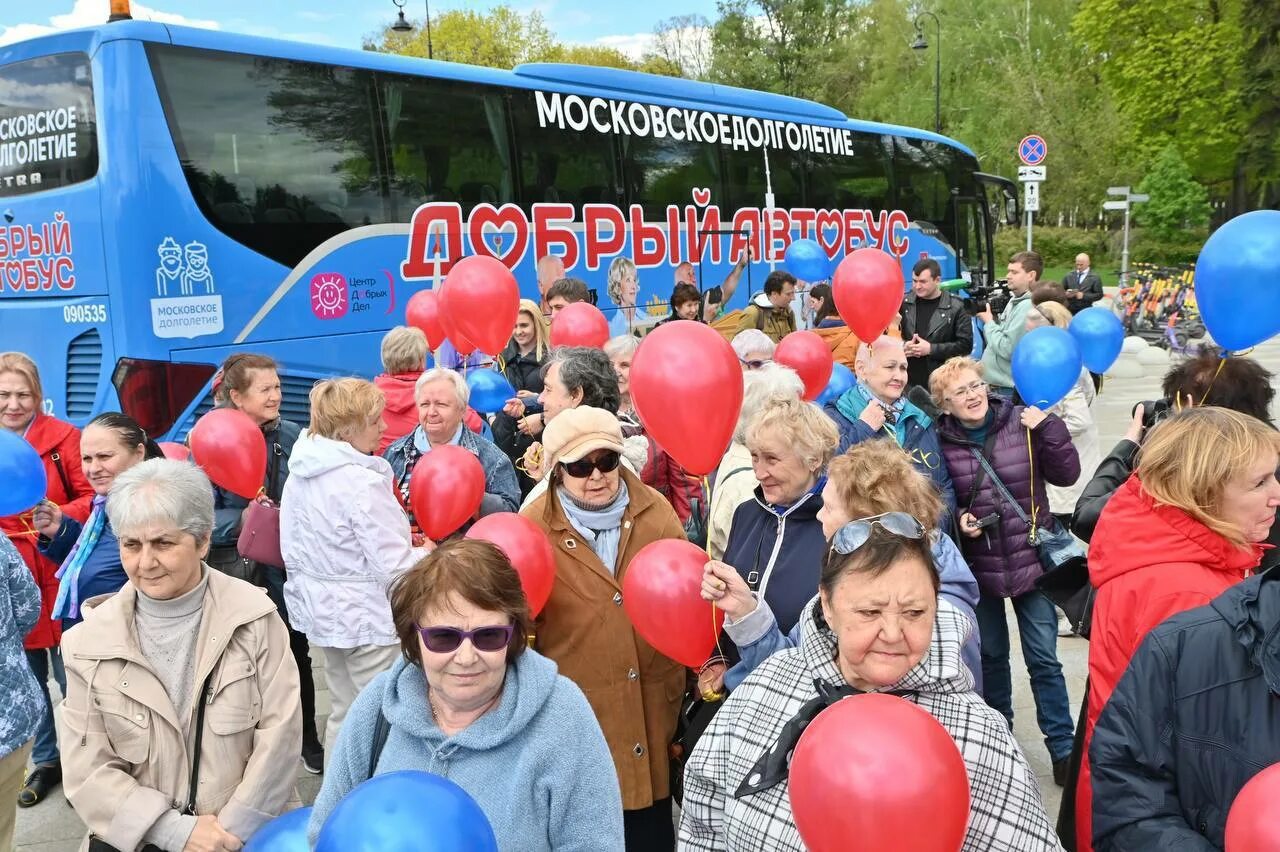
[309,538,623,850]
[521,406,688,851]
[680,520,1059,852]
[702,441,982,693]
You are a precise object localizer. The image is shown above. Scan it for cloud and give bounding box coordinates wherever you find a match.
[592,32,654,60]
[0,0,220,46]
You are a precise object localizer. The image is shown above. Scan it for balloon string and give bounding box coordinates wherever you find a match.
[1198,356,1230,406]
[701,473,727,702]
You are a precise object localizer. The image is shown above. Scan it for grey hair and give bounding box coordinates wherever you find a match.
[731,329,775,360]
[106,458,215,542]
[415,367,469,406]
[543,346,620,412]
[735,363,805,444]
[603,335,640,360]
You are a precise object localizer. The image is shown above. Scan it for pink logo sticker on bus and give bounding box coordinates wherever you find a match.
[310,273,348,319]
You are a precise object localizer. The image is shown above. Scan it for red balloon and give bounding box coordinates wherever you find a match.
[439,255,520,355]
[1226,762,1280,850]
[405,290,446,350]
[465,513,556,616]
[833,248,905,342]
[549,302,610,349]
[436,294,478,356]
[774,331,835,401]
[189,409,266,500]
[629,321,742,476]
[157,441,189,461]
[790,694,969,852]
[621,539,725,668]
[409,444,485,540]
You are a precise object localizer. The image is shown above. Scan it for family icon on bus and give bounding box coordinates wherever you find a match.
[155,236,215,296]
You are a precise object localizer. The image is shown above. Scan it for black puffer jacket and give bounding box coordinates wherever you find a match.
[1090,570,1280,850]
[491,341,547,496]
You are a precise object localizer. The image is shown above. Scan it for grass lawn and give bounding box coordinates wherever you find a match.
[1040,265,1117,288]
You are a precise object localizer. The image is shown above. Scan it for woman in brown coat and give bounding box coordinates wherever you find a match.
[521,405,687,851]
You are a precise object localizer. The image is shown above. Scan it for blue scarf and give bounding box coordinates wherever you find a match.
[835,382,909,443]
[52,495,107,620]
[558,482,630,574]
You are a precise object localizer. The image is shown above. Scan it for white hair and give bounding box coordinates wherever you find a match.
[734,363,804,444]
[603,335,640,359]
[855,335,905,370]
[731,329,775,360]
[107,458,214,542]
[414,367,470,406]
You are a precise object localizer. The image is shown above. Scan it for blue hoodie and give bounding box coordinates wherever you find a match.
[309,651,624,851]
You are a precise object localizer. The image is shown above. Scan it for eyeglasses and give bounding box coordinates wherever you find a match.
[740,358,773,370]
[560,450,621,479]
[415,624,514,654]
[830,512,926,557]
[946,380,988,402]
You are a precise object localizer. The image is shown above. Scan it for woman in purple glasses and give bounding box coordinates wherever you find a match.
[308,538,623,850]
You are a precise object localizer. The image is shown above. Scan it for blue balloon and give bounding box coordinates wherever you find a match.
[245,807,311,852]
[466,369,516,415]
[815,362,856,407]
[1195,209,1280,350]
[784,238,832,282]
[317,771,497,852]
[0,430,46,516]
[1069,307,1125,373]
[1012,326,1083,409]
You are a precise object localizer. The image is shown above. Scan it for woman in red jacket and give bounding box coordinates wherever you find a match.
[0,353,93,806]
[1076,406,1280,852]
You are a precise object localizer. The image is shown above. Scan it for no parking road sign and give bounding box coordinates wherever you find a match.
[1018,135,1047,166]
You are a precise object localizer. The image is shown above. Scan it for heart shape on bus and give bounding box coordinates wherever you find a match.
[4,261,23,291]
[815,209,844,257]
[691,186,711,207]
[467,203,529,270]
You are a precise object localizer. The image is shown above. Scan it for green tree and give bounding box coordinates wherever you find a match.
[366,6,560,67]
[1135,144,1212,239]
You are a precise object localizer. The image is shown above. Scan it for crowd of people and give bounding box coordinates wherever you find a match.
[0,248,1276,852]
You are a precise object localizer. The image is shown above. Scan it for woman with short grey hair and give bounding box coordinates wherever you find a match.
[708,364,804,560]
[61,459,301,852]
[730,329,776,370]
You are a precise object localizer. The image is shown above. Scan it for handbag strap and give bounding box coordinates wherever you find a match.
[185,669,216,815]
[368,707,390,779]
[50,451,73,500]
[265,433,284,503]
[968,447,1032,529]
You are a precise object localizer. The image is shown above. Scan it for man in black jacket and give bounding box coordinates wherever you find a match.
[900,258,973,392]
[1090,569,1280,850]
[1062,253,1104,314]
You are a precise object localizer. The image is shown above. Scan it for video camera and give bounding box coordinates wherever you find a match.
[962,279,1012,318]
[1133,399,1173,431]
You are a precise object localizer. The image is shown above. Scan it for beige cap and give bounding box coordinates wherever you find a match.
[542,406,625,471]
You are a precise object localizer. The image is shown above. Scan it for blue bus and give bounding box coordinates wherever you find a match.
[0,15,1017,439]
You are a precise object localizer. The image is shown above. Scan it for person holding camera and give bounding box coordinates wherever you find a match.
[1071,407,1280,852]
[1071,348,1279,571]
[930,356,1080,785]
[977,252,1042,399]
[900,258,973,392]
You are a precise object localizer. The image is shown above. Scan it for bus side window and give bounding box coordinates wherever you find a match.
[806,134,892,214]
[509,92,620,214]
[619,133,721,220]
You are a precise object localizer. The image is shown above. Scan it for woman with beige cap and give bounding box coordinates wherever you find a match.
[521,406,687,852]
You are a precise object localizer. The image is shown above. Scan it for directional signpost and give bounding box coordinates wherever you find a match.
[1103,187,1150,286]
[1017,135,1047,251]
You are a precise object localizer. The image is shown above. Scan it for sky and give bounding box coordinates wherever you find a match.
[0,0,719,57]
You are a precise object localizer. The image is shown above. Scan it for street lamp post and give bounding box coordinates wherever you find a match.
[391,0,434,60]
[911,12,941,135]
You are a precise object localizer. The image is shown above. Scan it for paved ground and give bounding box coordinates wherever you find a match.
[16,330,1280,850]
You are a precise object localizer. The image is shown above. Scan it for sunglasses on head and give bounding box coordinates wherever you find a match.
[740,358,773,370]
[415,624,514,654]
[560,450,621,479]
[830,512,926,557]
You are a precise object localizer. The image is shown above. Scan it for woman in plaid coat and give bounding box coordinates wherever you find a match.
[680,521,1061,852]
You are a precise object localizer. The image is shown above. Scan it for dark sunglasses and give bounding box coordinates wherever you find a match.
[739,357,773,370]
[560,450,621,479]
[830,512,926,558]
[415,624,514,654]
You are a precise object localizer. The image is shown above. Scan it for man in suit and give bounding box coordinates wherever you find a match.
[1063,252,1104,314]
[900,258,973,392]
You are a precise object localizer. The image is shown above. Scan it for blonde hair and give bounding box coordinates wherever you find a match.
[827,442,944,527]
[1034,301,1072,329]
[380,326,429,374]
[308,378,386,442]
[1137,407,1280,545]
[929,356,984,407]
[607,256,637,305]
[514,298,549,361]
[745,397,839,472]
[0,352,42,401]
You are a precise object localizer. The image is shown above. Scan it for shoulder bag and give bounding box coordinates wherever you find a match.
[236,438,284,569]
[87,671,216,852]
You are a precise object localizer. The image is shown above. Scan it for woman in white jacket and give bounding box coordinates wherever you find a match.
[281,378,430,760]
